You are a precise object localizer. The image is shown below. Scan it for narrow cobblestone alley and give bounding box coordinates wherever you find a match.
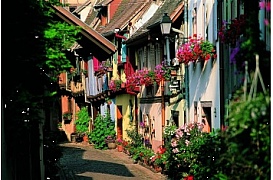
[58,143,167,180]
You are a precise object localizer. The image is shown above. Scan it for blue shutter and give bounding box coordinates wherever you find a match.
[122,34,128,62]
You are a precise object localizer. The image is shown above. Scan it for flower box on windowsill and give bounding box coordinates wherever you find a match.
[133,86,140,92]
[121,82,126,89]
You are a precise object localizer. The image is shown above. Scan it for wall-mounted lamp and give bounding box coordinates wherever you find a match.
[160,13,172,66]
[160,13,172,34]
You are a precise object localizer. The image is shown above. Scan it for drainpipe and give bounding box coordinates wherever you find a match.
[219,2,224,130]
[184,1,189,123]
[161,78,165,145]
[219,44,224,130]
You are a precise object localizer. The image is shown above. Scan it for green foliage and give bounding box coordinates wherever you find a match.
[88,113,116,149]
[75,107,90,134]
[215,91,270,179]
[43,22,81,81]
[163,124,177,138]
[129,145,154,162]
[63,112,72,119]
[125,128,143,148]
[164,122,222,179]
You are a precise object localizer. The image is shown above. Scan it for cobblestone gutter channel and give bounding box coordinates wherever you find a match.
[58,143,167,180]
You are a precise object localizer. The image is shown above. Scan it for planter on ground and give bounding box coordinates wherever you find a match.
[117,145,123,152]
[108,142,117,149]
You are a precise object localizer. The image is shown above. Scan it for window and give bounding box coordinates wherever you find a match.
[192,7,197,35]
[194,101,197,122]
[69,6,77,12]
[146,85,154,97]
[171,110,179,127]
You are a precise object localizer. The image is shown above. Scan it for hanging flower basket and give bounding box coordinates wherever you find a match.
[121,82,126,89]
[218,14,246,46]
[176,34,216,65]
[133,86,140,92]
[109,79,123,91]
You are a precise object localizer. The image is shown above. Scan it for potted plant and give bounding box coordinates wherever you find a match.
[102,60,112,71]
[176,34,216,65]
[116,138,124,152]
[154,62,172,82]
[109,79,123,91]
[89,113,116,149]
[75,107,90,143]
[218,14,246,46]
[105,135,116,149]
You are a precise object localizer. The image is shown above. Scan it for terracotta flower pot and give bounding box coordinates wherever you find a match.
[83,135,88,142]
[117,145,123,152]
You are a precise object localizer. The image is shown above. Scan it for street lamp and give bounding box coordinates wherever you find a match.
[160,13,172,145]
[160,13,172,66]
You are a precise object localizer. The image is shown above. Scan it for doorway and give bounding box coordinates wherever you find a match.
[117,106,123,139]
[200,101,212,133]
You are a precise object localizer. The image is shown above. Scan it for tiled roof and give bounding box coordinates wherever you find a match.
[96,0,152,35]
[125,0,184,44]
[96,0,113,6]
[52,6,116,60]
[84,7,98,26]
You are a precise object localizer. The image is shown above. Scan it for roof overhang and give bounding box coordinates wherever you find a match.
[125,2,185,47]
[52,6,117,61]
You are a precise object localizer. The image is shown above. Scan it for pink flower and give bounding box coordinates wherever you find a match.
[259,1,266,8]
[171,140,178,147]
[175,129,183,138]
[185,140,190,146]
[172,148,179,154]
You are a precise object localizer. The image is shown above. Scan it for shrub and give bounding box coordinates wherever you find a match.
[215,91,270,179]
[88,113,116,149]
[75,107,90,135]
[125,128,143,148]
[164,122,222,179]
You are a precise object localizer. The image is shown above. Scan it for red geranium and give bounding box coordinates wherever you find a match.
[177,34,216,65]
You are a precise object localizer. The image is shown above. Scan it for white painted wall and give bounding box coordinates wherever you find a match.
[186,0,220,130]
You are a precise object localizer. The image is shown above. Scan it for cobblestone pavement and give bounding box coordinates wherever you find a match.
[58,142,167,180]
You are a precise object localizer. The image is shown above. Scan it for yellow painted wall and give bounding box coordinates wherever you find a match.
[166,97,185,127]
[115,94,136,141]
